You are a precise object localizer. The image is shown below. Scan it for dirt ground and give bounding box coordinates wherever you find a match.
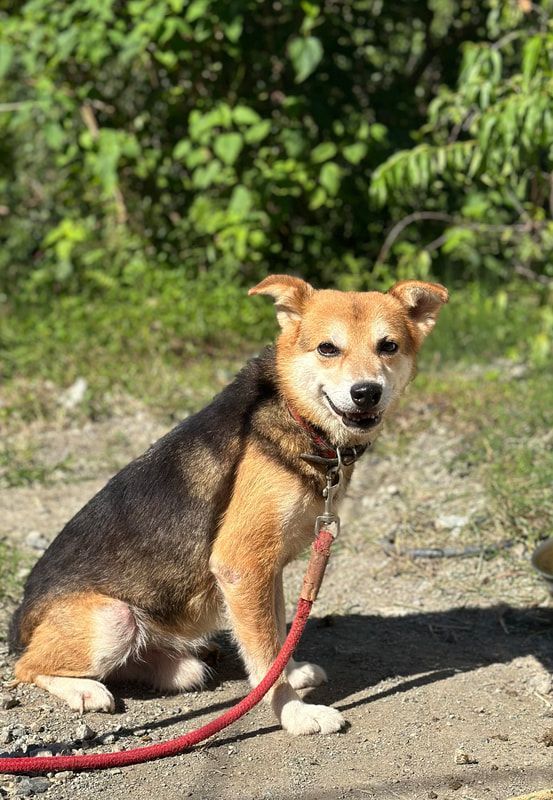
[1,396,552,800]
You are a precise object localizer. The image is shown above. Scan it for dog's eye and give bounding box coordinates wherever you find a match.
[378,339,399,355]
[317,342,340,357]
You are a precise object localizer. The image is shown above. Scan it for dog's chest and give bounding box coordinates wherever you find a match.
[278,473,350,563]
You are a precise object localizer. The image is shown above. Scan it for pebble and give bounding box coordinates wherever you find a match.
[435,514,469,531]
[99,733,116,744]
[14,777,50,796]
[0,727,12,744]
[59,377,88,410]
[24,531,49,552]
[0,694,19,710]
[454,747,477,764]
[527,673,553,695]
[74,722,95,740]
[52,771,74,782]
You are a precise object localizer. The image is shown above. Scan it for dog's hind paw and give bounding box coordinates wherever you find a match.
[280,700,345,736]
[287,660,327,690]
[153,654,208,692]
[36,676,115,714]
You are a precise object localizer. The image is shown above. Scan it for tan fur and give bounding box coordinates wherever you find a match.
[15,593,113,682]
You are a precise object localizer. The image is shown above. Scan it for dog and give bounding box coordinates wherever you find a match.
[9,275,448,735]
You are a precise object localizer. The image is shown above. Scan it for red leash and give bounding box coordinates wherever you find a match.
[0,529,335,775]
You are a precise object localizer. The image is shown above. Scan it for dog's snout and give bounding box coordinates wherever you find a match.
[350,382,382,408]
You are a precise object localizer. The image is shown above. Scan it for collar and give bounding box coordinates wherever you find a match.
[288,405,369,468]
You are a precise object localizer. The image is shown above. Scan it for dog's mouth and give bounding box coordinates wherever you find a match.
[324,394,382,430]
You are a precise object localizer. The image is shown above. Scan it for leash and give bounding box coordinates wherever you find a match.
[0,453,354,775]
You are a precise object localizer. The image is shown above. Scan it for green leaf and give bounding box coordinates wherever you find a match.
[244,121,271,144]
[223,17,243,43]
[192,160,223,188]
[229,185,252,215]
[186,0,210,22]
[343,142,367,165]
[173,139,191,160]
[311,142,337,163]
[319,162,342,196]
[213,132,243,165]
[288,36,323,83]
[309,186,327,210]
[522,36,542,85]
[0,43,13,79]
[233,105,261,125]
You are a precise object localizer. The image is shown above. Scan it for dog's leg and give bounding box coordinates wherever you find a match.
[213,560,344,735]
[14,593,141,713]
[211,442,345,735]
[274,570,327,690]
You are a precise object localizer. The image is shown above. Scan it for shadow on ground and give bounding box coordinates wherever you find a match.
[114,603,553,738]
[2,603,551,761]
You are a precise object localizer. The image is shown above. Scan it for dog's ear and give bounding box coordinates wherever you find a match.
[249,274,314,330]
[388,280,449,337]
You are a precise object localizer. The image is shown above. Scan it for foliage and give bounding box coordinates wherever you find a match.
[0,1,488,297]
[370,1,553,359]
[0,0,552,376]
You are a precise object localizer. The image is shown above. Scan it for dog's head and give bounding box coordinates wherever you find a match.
[250,275,448,447]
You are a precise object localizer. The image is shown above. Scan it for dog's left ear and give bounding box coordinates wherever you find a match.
[388,280,449,337]
[249,274,314,330]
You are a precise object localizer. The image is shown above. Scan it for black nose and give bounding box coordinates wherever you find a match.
[350,382,382,408]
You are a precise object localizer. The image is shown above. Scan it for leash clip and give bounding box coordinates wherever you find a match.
[314,449,342,539]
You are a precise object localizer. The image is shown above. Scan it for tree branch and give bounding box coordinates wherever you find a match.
[376,211,538,265]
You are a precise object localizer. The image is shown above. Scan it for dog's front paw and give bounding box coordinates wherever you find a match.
[280,699,345,736]
[287,660,327,690]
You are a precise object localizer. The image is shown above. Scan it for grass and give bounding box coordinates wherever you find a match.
[0,540,28,605]
[413,365,553,546]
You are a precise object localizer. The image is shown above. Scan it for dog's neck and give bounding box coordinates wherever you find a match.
[287,404,368,467]
[287,404,338,459]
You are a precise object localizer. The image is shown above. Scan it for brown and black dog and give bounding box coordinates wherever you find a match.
[9,275,448,735]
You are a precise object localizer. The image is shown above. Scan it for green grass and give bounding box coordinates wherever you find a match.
[0,540,28,604]
[414,366,553,545]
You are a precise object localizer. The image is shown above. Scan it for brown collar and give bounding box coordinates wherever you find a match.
[288,405,369,467]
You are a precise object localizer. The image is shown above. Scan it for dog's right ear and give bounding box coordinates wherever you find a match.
[249,274,314,330]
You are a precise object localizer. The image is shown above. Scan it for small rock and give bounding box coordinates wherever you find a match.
[53,771,74,782]
[132,729,146,737]
[527,673,553,695]
[428,793,438,799]
[0,694,19,710]
[13,778,49,798]
[28,777,50,794]
[75,722,95,741]
[99,733,116,744]
[454,747,477,764]
[11,725,26,738]
[0,727,12,744]
[435,514,469,532]
[25,531,49,552]
[386,484,400,496]
[28,748,53,758]
[59,377,88,410]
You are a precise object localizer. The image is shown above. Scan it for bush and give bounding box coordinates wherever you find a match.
[0,0,551,375]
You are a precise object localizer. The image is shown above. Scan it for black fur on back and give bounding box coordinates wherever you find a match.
[9,347,280,653]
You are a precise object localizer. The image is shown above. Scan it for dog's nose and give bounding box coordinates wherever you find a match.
[350,382,382,408]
